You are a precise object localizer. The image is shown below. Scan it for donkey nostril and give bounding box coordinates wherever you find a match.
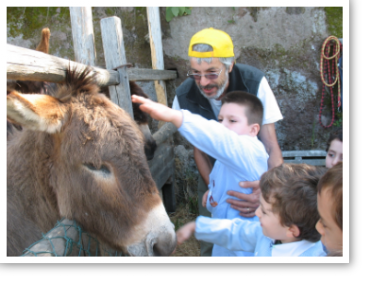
[150,230,177,256]
[153,243,161,256]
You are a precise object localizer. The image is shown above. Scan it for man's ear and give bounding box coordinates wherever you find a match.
[228,62,234,73]
[250,123,260,136]
[287,224,301,239]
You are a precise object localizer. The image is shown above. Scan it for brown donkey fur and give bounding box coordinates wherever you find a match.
[7,27,157,160]
[7,67,176,256]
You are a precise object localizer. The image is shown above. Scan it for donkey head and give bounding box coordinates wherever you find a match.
[7,67,176,256]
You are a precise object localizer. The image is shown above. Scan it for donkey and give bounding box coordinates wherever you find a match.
[7,28,53,135]
[7,27,157,160]
[7,66,176,256]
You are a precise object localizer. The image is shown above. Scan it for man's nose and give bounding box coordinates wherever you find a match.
[199,75,211,86]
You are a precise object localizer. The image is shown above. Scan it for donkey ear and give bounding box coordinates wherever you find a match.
[7,90,67,133]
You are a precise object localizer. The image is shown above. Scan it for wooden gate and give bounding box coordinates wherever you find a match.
[7,7,178,256]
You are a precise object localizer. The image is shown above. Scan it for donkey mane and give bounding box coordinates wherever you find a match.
[55,67,100,102]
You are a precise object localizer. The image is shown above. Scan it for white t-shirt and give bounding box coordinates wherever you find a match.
[271,240,318,257]
[172,77,283,125]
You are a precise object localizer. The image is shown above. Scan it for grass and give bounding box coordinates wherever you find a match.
[169,202,200,256]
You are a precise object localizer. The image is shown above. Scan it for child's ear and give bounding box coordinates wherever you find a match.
[250,123,260,136]
[287,224,301,239]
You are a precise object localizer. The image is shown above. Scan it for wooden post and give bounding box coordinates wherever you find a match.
[69,7,97,66]
[7,44,176,84]
[100,16,133,118]
[147,7,168,128]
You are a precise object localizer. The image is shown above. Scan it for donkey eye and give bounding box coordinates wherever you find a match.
[99,165,110,174]
[84,163,111,175]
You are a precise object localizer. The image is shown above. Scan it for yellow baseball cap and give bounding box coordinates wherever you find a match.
[188,28,234,58]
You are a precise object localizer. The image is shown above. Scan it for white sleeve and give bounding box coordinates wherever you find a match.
[172,96,181,110]
[194,216,260,252]
[178,110,268,177]
[257,77,283,125]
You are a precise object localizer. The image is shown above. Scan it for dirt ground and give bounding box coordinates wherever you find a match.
[169,202,201,257]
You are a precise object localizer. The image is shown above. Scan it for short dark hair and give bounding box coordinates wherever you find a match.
[221,91,263,127]
[260,163,327,242]
[326,129,343,152]
[317,162,343,231]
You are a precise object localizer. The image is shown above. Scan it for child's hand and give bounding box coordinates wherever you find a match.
[176,221,196,246]
[131,95,183,128]
[202,190,209,207]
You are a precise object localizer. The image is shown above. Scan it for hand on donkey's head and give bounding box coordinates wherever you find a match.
[131,95,183,128]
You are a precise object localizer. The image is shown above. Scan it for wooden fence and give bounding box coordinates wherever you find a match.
[8,7,178,256]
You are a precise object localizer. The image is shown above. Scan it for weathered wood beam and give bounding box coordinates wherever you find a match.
[147,7,169,129]
[7,44,177,85]
[70,7,97,66]
[101,16,133,117]
[7,44,118,86]
[147,7,168,106]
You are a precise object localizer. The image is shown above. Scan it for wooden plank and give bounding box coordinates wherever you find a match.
[69,7,97,66]
[7,44,118,86]
[148,141,175,189]
[152,122,177,145]
[148,142,174,175]
[100,16,133,117]
[7,44,176,85]
[128,68,176,81]
[284,159,326,166]
[282,150,327,157]
[153,159,174,191]
[282,150,326,167]
[147,7,168,127]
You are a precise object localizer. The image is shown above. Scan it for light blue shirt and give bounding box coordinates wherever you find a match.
[195,216,327,257]
[178,110,269,256]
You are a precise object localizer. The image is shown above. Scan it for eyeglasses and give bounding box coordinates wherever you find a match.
[187,68,223,81]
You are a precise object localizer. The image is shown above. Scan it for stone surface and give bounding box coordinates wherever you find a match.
[7,7,343,183]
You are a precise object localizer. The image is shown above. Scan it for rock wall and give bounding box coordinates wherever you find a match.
[7,7,343,197]
[161,7,343,151]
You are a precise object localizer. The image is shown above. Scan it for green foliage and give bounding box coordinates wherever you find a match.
[228,7,236,24]
[165,7,192,22]
[174,218,184,231]
[311,119,316,148]
[188,196,199,215]
[333,110,342,127]
[324,7,343,38]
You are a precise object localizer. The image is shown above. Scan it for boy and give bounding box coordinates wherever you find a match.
[316,162,343,256]
[325,130,343,169]
[177,163,327,257]
[132,91,268,256]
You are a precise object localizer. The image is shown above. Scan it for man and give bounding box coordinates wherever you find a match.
[172,27,283,256]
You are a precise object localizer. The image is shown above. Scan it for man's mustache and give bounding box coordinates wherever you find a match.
[200,84,218,90]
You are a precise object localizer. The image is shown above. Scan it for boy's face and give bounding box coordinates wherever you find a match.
[326,139,343,168]
[316,189,343,252]
[255,194,292,243]
[218,103,254,136]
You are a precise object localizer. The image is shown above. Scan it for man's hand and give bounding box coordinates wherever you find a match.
[226,180,261,218]
[176,221,196,246]
[202,190,209,207]
[131,95,183,128]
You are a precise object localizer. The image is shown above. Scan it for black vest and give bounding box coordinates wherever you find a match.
[176,63,264,121]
